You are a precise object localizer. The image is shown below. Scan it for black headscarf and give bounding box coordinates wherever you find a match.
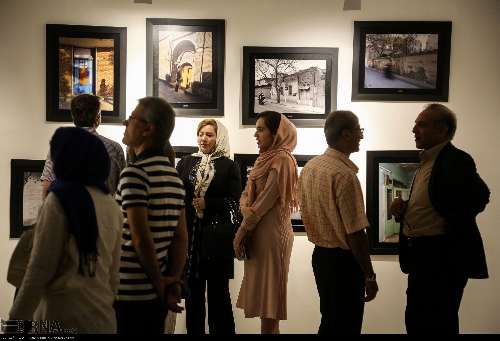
[47,127,110,276]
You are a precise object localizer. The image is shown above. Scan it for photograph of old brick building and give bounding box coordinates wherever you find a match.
[57,37,114,111]
[254,59,326,114]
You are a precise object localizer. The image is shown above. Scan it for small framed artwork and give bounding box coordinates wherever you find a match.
[173,146,198,167]
[46,24,127,124]
[234,153,316,232]
[366,150,420,254]
[290,154,317,232]
[146,18,225,117]
[352,21,452,102]
[233,154,258,193]
[242,46,338,127]
[10,159,46,238]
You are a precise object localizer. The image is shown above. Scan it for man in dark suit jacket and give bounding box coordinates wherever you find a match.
[391,103,489,334]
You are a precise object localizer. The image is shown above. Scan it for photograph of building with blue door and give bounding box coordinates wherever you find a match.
[58,37,115,111]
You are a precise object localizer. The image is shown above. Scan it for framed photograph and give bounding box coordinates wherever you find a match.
[352,21,452,102]
[366,150,420,254]
[146,18,225,117]
[242,46,338,127]
[10,159,46,238]
[234,153,316,232]
[46,24,127,124]
[173,145,198,167]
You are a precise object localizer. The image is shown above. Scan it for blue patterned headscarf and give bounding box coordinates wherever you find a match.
[48,127,110,276]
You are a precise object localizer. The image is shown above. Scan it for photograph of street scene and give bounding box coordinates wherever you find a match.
[58,37,115,111]
[156,30,213,104]
[378,162,418,243]
[364,33,438,89]
[254,59,326,114]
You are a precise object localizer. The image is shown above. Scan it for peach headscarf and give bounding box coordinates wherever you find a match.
[245,114,299,220]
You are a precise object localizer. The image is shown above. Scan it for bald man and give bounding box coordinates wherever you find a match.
[391,104,489,334]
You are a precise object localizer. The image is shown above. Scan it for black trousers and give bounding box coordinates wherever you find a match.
[114,298,167,334]
[405,235,468,334]
[312,246,365,335]
[185,275,235,334]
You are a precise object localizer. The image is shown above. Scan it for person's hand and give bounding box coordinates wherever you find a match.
[192,197,206,212]
[165,282,184,313]
[389,197,407,222]
[162,276,184,313]
[161,276,179,289]
[233,228,246,259]
[364,279,379,302]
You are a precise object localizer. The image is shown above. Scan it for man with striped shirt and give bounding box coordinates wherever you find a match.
[114,97,188,334]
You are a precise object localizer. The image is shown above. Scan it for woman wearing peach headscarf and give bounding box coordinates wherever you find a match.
[233,111,298,334]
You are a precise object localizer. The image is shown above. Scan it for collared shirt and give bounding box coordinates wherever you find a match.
[41,127,126,194]
[298,148,369,249]
[403,140,449,237]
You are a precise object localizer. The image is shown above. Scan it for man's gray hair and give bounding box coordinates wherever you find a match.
[128,97,176,165]
[424,103,457,140]
[324,110,358,147]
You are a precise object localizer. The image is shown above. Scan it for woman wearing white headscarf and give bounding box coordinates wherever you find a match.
[176,119,242,334]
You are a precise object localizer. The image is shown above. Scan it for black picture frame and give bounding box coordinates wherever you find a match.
[46,24,127,124]
[366,150,420,254]
[234,153,316,233]
[146,18,225,117]
[242,46,338,127]
[10,159,46,238]
[352,21,452,102]
[173,145,198,167]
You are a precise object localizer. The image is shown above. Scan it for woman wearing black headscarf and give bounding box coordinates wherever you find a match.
[9,127,123,333]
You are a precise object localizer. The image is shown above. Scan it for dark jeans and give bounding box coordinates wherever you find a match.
[185,275,235,334]
[114,298,167,334]
[405,235,468,334]
[312,246,365,335]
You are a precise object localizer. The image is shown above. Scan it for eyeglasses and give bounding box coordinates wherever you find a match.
[127,115,148,124]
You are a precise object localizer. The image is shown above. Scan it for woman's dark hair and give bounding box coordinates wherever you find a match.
[71,94,101,127]
[51,127,110,189]
[256,111,281,135]
[49,127,110,276]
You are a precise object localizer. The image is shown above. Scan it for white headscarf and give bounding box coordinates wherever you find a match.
[192,120,230,218]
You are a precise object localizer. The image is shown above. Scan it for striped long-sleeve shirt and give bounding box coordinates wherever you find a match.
[115,155,185,301]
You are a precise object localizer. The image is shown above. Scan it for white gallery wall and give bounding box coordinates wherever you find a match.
[0,0,499,334]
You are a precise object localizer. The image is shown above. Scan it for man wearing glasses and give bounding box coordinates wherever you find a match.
[391,103,490,334]
[298,110,378,335]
